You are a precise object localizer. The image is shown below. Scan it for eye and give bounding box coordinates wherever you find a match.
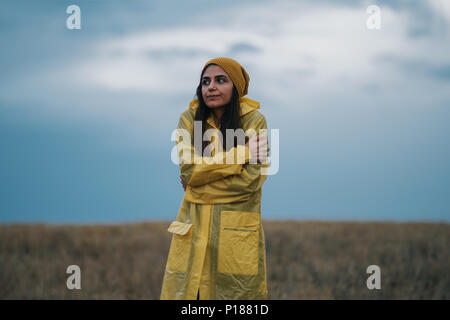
[202,78,226,86]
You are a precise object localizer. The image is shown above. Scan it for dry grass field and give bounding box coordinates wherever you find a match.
[0,220,449,299]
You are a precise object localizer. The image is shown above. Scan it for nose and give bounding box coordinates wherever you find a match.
[208,80,217,91]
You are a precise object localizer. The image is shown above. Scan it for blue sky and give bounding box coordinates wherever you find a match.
[1,0,449,223]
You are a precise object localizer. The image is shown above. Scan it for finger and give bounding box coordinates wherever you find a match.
[257,143,267,152]
[258,142,268,149]
[257,146,268,153]
[258,150,268,158]
[259,148,268,154]
[254,133,264,139]
[258,142,268,150]
[258,155,267,163]
[257,136,268,143]
[258,144,268,152]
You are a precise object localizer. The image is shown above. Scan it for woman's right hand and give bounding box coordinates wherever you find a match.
[245,134,270,163]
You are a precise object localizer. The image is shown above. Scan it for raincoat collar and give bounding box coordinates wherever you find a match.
[188,97,261,115]
[188,97,260,129]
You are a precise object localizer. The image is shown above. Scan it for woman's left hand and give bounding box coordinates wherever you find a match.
[180,175,187,191]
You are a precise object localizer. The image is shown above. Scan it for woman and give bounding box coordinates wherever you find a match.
[160,57,270,300]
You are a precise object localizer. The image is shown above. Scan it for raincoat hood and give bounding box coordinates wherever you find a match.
[188,96,261,118]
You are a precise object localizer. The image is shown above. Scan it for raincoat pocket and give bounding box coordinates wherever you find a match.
[218,211,260,275]
[166,220,193,272]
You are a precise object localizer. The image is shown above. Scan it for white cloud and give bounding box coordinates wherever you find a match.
[66,0,449,108]
[429,0,450,22]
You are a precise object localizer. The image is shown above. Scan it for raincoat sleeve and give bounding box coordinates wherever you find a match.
[176,112,252,188]
[185,115,269,203]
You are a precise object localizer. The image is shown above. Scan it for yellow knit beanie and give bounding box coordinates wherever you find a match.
[201,57,250,98]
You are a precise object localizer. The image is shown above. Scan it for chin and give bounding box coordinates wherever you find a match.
[207,101,225,108]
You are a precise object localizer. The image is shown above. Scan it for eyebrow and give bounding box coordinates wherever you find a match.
[202,75,228,80]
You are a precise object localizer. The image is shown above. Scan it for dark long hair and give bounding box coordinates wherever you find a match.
[193,63,247,155]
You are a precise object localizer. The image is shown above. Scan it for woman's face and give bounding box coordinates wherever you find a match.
[201,65,233,109]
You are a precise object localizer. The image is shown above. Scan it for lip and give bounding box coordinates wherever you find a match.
[207,95,221,98]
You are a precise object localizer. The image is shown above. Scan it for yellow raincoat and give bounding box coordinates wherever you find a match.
[160,96,269,300]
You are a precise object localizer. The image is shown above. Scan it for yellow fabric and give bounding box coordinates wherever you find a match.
[160,96,269,300]
[217,211,260,275]
[201,57,250,98]
[167,220,193,235]
[188,145,251,187]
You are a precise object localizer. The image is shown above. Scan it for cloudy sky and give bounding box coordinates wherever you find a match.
[1,0,449,223]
